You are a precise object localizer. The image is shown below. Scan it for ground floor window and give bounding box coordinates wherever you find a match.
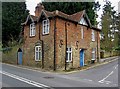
[35,46,42,61]
[66,47,72,62]
[91,48,96,60]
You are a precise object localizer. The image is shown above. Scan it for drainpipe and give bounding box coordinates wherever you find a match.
[65,22,67,70]
[97,31,99,62]
[54,17,56,71]
[39,20,44,68]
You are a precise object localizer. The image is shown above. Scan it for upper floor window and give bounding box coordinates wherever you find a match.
[30,23,35,37]
[66,47,72,62]
[92,30,95,41]
[81,26,84,39]
[42,19,50,35]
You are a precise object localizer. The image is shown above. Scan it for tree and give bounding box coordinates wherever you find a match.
[101,1,119,51]
[42,2,100,25]
[115,13,120,50]
[2,2,29,47]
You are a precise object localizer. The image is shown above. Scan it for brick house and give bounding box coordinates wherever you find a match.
[21,3,101,70]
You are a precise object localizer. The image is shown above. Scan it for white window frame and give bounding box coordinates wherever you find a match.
[35,46,42,61]
[42,19,50,35]
[91,48,96,60]
[92,30,95,41]
[66,47,72,62]
[81,26,84,39]
[30,23,35,37]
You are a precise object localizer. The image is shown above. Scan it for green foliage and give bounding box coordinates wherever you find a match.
[2,45,21,64]
[42,2,100,25]
[2,2,29,47]
[116,13,120,46]
[101,1,119,52]
[115,45,120,51]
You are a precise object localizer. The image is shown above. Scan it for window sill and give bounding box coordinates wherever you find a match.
[91,59,95,60]
[35,60,41,62]
[92,40,95,42]
[66,61,72,63]
[42,33,49,36]
[29,35,36,38]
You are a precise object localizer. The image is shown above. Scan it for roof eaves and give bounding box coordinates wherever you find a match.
[21,15,30,25]
[92,26,101,31]
[37,10,48,22]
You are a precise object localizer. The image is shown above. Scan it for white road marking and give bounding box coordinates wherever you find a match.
[114,65,118,69]
[1,63,53,75]
[83,79,93,82]
[98,71,113,84]
[0,70,50,88]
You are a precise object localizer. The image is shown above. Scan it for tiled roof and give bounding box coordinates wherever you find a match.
[42,10,84,23]
[23,10,85,24]
[22,9,101,31]
[69,10,84,22]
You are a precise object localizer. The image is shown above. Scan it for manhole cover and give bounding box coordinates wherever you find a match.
[43,76,54,79]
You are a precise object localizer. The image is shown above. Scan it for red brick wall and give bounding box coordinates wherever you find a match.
[23,19,55,69]
[23,17,100,70]
[56,17,100,69]
[23,23,42,67]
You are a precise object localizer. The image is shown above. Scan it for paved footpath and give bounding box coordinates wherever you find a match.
[100,56,119,62]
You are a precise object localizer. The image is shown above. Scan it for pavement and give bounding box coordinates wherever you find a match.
[0,56,119,88]
[100,56,119,63]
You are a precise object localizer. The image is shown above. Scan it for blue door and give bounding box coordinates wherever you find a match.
[18,52,22,65]
[18,48,22,65]
[80,49,84,67]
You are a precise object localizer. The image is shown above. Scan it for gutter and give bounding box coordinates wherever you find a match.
[65,22,67,70]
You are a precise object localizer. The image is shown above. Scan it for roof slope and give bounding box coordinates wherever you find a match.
[22,9,101,31]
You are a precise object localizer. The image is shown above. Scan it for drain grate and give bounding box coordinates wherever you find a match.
[43,76,54,79]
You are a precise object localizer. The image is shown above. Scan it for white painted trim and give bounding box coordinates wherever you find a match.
[66,47,72,62]
[81,26,84,39]
[42,19,50,35]
[91,48,96,60]
[35,46,41,61]
[92,30,95,41]
[79,17,88,26]
[30,23,36,37]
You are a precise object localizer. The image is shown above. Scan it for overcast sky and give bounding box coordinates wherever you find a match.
[26,0,120,28]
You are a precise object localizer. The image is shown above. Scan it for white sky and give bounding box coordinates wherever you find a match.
[26,0,120,28]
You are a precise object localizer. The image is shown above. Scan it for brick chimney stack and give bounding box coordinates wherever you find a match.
[35,3,44,17]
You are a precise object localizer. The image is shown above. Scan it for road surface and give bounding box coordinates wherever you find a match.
[1,57,119,88]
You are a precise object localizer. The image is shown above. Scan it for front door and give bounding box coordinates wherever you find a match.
[18,52,22,65]
[80,49,84,67]
[17,48,22,65]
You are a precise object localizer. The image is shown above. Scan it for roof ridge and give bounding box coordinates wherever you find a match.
[70,10,85,16]
[57,10,70,16]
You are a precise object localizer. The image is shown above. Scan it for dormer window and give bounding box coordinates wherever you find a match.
[42,19,50,35]
[30,23,35,37]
